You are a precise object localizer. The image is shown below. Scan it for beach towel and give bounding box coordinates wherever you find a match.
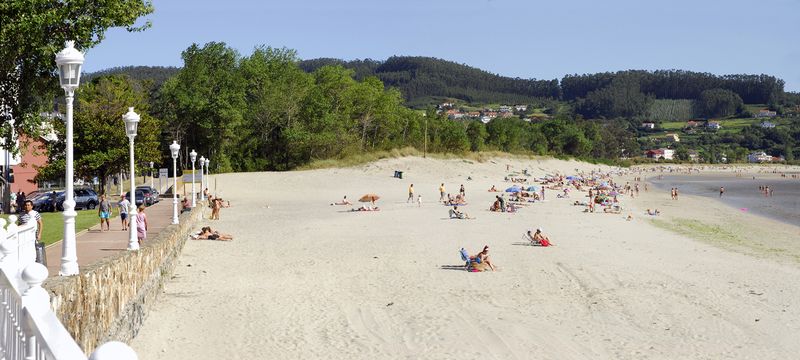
[539,238,551,247]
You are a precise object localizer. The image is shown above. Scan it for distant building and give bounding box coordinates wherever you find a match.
[706,121,721,130]
[645,148,674,161]
[482,111,498,118]
[664,133,680,143]
[748,151,773,163]
[686,120,701,128]
[480,116,492,124]
[467,111,481,118]
[498,105,512,113]
[514,104,528,112]
[755,109,777,118]
[759,121,776,128]
[687,150,701,162]
[641,122,655,129]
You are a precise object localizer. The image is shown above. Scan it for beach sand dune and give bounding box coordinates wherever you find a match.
[130,157,800,359]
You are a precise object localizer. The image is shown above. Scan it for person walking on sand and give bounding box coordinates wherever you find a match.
[719,186,725,197]
[98,194,113,231]
[118,194,130,231]
[417,194,422,207]
[459,184,465,197]
[407,184,414,203]
[439,183,446,201]
[136,204,148,246]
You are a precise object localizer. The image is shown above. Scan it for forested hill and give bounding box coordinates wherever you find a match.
[84,66,179,87]
[299,56,560,107]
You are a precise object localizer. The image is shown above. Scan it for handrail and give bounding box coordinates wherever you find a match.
[0,218,138,360]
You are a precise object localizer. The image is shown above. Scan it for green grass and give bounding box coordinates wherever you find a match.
[2,209,103,246]
[649,217,800,262]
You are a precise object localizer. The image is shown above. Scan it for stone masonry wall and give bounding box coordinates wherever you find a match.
[43,205,206,354]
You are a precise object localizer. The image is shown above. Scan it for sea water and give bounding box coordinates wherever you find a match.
[650,174,800,227]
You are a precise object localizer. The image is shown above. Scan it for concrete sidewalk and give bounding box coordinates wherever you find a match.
[44,199,193,277]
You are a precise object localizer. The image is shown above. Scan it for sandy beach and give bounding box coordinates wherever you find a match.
[129,157,800,359]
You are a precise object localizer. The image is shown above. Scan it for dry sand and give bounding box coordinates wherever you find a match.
[130,157,800,359]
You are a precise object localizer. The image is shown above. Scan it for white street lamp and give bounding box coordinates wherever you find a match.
[169,141,180,224]
[199,156,205,201]
[149,161,154,188]
[204,158,210,194]
[122,107,140,250]
[55,41,84,276]
[189,149,197,207]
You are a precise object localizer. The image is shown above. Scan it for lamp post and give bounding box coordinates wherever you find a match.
[204,158,210,198]
[55,41,84,276]
[149,161,154,188]
[199,156,205,201]
[189,150,197,207]
[122,108,140,250]
[170,141,180,224]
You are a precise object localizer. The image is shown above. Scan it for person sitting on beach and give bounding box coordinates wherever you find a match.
[507,203,518,213]
[449,206,472,219]
[530,228,551,247]
[646,208,661,216]
[332,195,352,206]
[489,199,501,212]
[488,185,498,192]
[181,197,191,213]
[193,226,234,241]
[474,246,495,271]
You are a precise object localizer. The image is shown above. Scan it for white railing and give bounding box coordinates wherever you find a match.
[0,218,138,360]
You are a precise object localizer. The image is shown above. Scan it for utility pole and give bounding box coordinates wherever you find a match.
[423,113,428,158]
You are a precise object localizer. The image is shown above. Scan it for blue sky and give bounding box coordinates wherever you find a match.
[84,0,800,92]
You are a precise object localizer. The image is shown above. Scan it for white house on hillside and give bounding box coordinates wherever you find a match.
[748,151,773,163]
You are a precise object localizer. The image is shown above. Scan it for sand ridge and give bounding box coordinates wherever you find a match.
[130,157,800,359]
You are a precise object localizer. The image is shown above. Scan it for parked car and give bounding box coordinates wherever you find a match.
[124,190,146,207]
[31,191,62,212]
[73,188,99,210]
[136,186,159,205]
[31,188,99,212]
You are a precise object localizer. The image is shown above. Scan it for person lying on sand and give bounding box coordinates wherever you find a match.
[646,208,661,216]
[352,205,379,212]
[192,226,234,241]
[332,195,352,205]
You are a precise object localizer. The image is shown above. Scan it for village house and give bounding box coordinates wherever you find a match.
[755,109,777,118]
[686,120,701,128]
[759,121,776,129]
[480,116,492,124]
[467,111,481,118]
[687,150,701,162]
[747,151,773,163]
[482,111,498,119]
[645,148,675,161]
[664,133,680,143]
[640,122,655,129]
[706,121,721,130]
[498,105,513,113]
[514,104,528,112]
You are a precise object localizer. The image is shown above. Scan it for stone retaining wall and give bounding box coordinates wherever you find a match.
[43,205,206,354]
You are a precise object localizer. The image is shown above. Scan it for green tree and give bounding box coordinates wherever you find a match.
[36,75,161,189]
[156,42,245,172]
[697,88,743,118]
[465,121,488,151]
[0,0,153,147]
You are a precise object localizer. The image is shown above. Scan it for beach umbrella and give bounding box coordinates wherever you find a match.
[359,194,380,202]
[526,185,539,192]
[505,186,521,193]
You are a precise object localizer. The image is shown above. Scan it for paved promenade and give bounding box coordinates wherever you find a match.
[44,198,186,276]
